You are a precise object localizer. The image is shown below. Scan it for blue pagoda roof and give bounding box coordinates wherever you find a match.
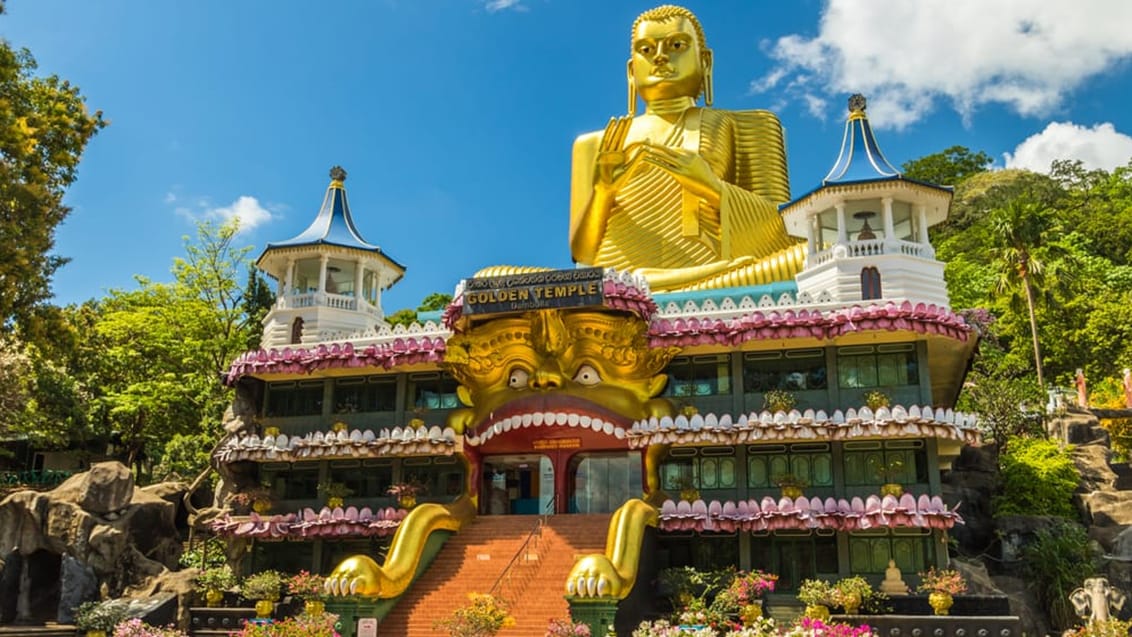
[262,167,404,269]
[779,95,952,212]
[822,94,901,185]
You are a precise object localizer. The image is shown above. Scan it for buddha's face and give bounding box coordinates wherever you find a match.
[630,17,704,103]
[442,310,677,438]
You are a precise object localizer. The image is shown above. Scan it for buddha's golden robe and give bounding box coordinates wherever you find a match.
[570,108,805,291]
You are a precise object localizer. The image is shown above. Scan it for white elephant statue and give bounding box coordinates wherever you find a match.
[1069,577,1126,624]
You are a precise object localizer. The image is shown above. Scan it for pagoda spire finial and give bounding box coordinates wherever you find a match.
[329,165,347,186]
[848,93,867,115]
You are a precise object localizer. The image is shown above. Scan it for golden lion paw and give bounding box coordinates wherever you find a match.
[565,554,622,598]
[325,555,384,598]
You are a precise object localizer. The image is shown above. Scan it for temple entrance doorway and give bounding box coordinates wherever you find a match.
[568,452,642,514]
[481,454,554,515]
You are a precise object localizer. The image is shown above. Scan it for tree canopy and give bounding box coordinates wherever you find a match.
[0,34,104,328]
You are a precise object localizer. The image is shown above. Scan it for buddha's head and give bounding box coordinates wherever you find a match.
[442,309,677,438]
[628,5,713,111]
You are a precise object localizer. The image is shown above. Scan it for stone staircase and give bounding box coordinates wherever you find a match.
[379,513,610,636]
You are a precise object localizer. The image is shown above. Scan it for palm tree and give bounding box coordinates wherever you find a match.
[987,199,1067,393]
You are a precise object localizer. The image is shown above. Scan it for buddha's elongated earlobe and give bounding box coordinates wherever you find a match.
[627,59,637,116]
[701,49,714,107]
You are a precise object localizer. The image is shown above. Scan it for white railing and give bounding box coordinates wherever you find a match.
[279,292,384,316]
[810,239,932,265]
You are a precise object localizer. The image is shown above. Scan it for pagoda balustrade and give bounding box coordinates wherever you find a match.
[278,291,383,317]
[810,238,933,267]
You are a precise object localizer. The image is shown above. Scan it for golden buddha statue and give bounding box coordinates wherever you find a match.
[569,5,805,292]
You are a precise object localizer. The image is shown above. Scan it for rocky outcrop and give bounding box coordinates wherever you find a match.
[0,462,187,624]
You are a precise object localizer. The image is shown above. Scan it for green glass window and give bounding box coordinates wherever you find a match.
[848,530,934,575]
[658,534,741,572]
[837,344,918,389]
[409,373,460,410]
[333,376,397,414]
[265,380,324,417]
[665,355,731,397]
[747,444,833,489]
[842,442,926,486]
[660,447,737,491]
[750,533,838,591]
[743,349,827,392]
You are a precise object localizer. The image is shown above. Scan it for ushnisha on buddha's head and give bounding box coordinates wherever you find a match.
[628,5,713,112]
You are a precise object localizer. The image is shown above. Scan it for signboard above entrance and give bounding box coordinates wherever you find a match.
[463,268,604,315]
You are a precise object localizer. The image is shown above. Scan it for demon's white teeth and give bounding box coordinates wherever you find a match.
[591,419,603,432]
[579,415,592,427]
[614,427,626,439]
[555,412,568,426]
[532,412,544,426]
[522,413,533,427]
[503,418,513,432]
[602,421,614,435]
[543,412,556,426]
[567,413,580,426]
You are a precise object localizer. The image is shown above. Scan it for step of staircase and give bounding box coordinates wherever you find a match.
[379,513,610,637]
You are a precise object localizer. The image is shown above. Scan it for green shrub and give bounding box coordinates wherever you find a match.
[1021,520,1099,630]
[993,436,1080,518]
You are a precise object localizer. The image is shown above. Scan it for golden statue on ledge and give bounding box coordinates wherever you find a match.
[569,4,804,292]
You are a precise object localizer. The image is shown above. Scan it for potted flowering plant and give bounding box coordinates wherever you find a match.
[916,567,967,615]
[286,570,327,615]
[797,578,836,621]
[241,570,283,618]
[545,617,592,637]
[388,478,427,509]
[230,612,341,637]
[869,457,906,497]
[317,481,353,508]
[434,592,514,637]
[74,601,128,637]
[863,389,891,411]
[763,389,797,413]
[195,564,236,607]
[225,484,274,514]
[832,576,872,615]
[773,473,809,499]
[112,618,189,637]
[717,569,777,625]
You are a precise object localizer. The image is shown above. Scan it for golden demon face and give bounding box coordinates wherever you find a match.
[442,309,677,436]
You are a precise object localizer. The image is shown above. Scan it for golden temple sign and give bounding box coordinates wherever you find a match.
[533,437,582,450]
[463,268,604,315]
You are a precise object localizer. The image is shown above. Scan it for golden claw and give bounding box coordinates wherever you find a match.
[565,498,658,600]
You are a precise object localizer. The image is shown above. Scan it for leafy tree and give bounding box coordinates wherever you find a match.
[242,266,275,350]
[901,146,992,186]
[417,292,452,312]
[0,30,105,327]
[987,198,1070,391]
[58,221,264,479]
[386,308,418,328]
[386,292,453,327]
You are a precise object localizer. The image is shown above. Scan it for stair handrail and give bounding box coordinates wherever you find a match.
[489,493,556,601]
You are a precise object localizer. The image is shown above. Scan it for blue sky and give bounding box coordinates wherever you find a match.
[4,0,1132,314]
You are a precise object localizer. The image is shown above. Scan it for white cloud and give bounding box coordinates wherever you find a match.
[171,194,276,234]
[1004,122,1132,173]
[484,0,525,12]
[756,0,1132,129]
[163,192,177,204]
[204,196,275,233]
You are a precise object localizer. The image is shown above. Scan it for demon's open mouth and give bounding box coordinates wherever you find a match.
[467,393,633,444]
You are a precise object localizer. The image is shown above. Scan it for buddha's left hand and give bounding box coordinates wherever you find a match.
[640,142,723,206]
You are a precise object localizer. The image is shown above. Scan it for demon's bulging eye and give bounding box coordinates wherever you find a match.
[508,368,530,389]
[573,364,602,386]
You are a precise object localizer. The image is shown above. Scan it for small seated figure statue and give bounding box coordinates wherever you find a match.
[880,559,910,596]
[568,4,805,292]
